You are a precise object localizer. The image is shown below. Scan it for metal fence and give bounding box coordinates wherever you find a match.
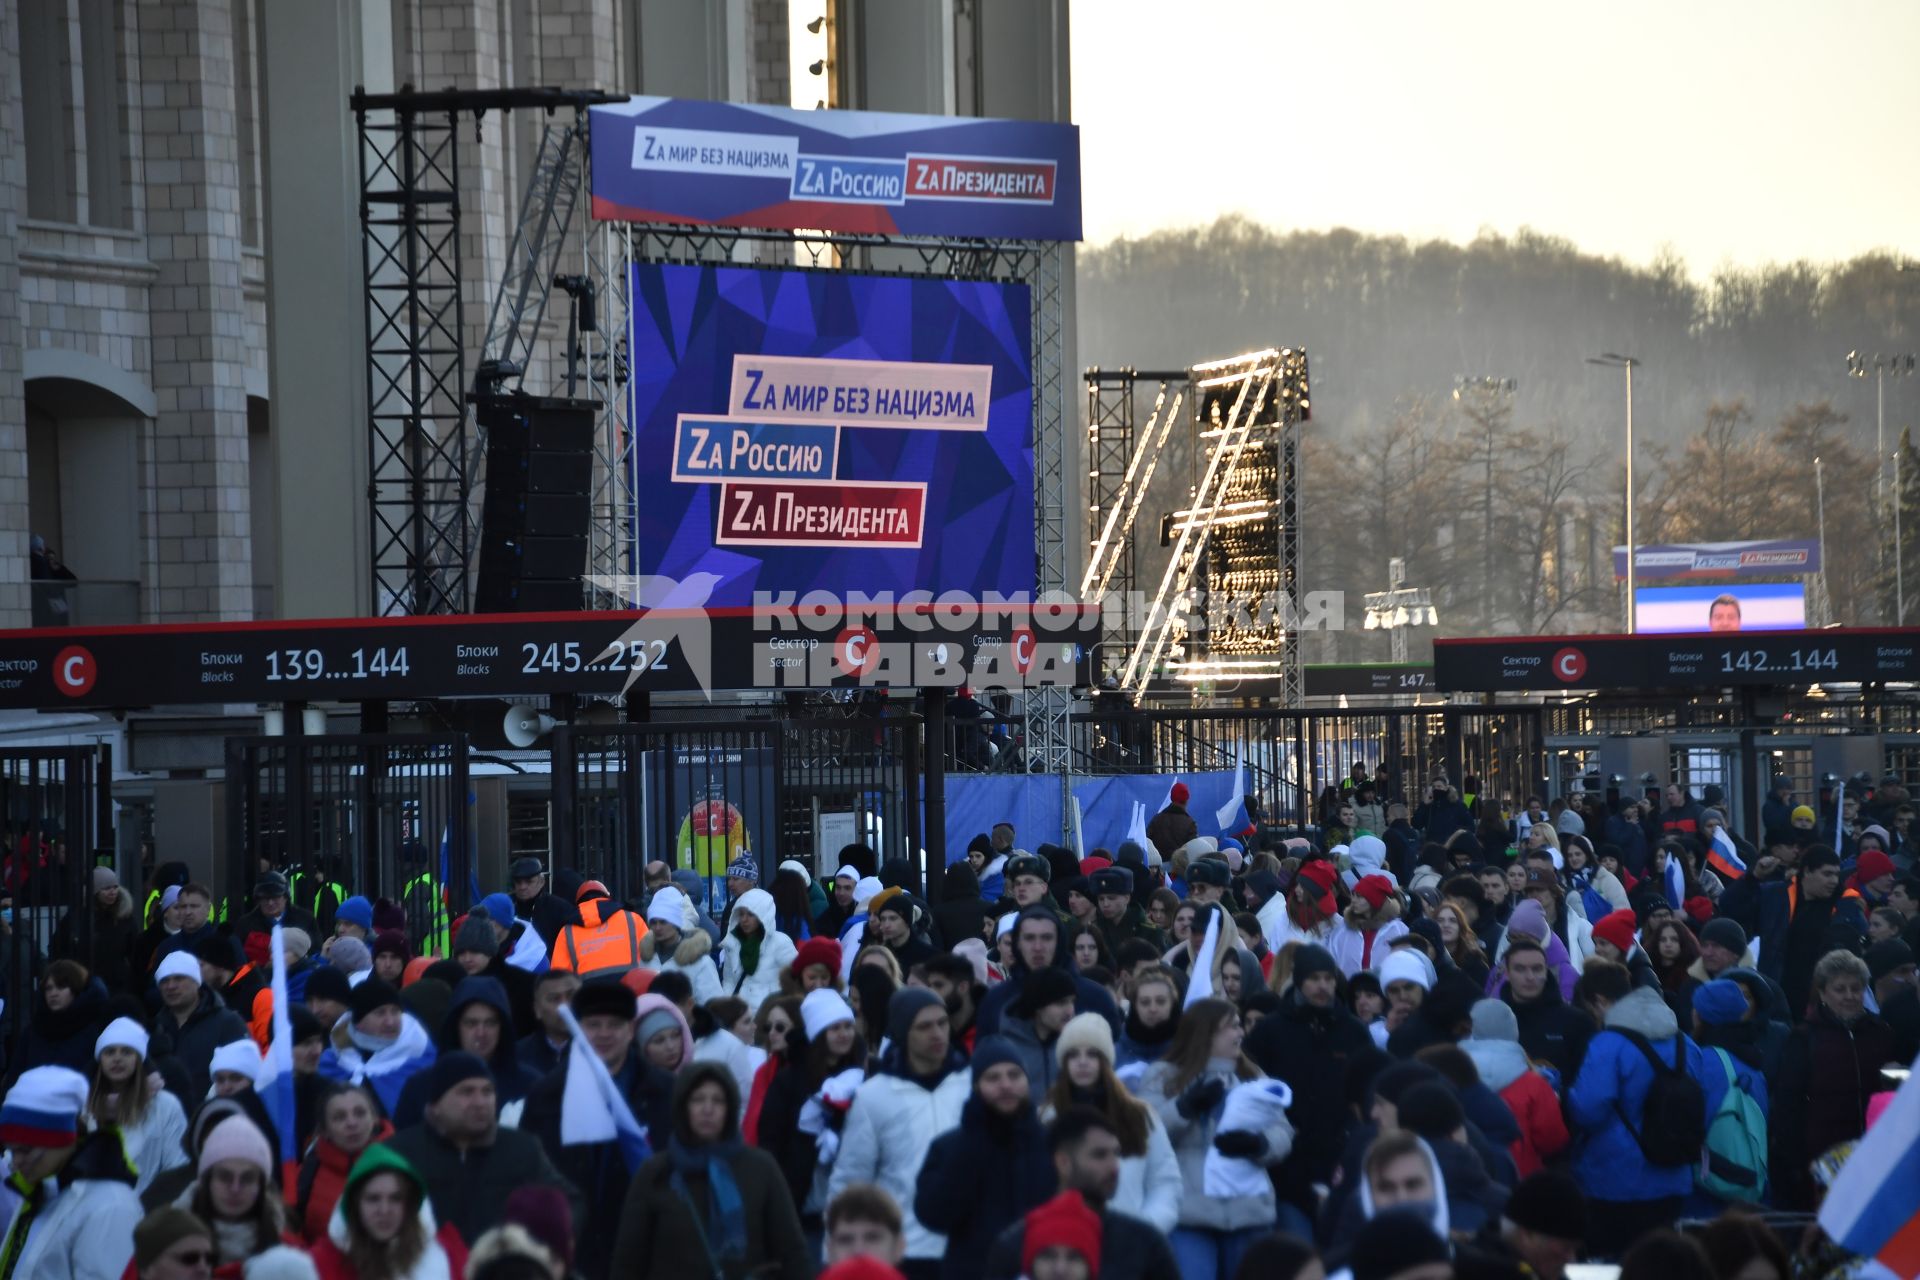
[225,734,471,951]
[552,716,925,916]
[0,746,112,1066]
[940,704,1546,829]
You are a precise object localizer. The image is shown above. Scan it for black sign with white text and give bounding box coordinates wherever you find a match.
[1304,664,1436,698]
[1434,628,1920,693]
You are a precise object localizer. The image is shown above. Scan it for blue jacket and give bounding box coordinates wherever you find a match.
[1567,988,1721,1202]
[974,908,1121,1038]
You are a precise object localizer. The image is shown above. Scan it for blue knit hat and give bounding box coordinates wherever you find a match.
[335,895,374,932]
[971,1035,1027,1084]
[1692,978,1750,1027]
[479,893,517,928]
[727,854,759,883]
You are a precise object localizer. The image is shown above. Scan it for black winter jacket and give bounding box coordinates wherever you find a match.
[915,1095,1057,1280]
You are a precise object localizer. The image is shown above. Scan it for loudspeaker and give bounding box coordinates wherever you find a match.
[475,394,595,612]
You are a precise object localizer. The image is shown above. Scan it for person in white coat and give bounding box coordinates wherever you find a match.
[1040,1012,1183,1235]
[0,1065,143,1279]
[1135,998,1293,1280]
[827,987,970,1275]
[88,1018,189,1195]
[720,887,798,1014]
[638,884,723,1007]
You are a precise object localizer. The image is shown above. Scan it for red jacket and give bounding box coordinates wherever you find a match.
[743,1053,782,1145]
[296,1121,395,1243]
[1499,1070,1570,1177]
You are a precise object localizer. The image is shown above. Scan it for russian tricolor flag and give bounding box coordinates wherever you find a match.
[253,923,301,1188]
[556,1003,653,1173]
[1216,746,1253,837]
[1708,827,1748,881]
[1818,1055,1920,1278]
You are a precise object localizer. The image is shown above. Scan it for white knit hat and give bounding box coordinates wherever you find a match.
[778,859,812,885]
[801,988,857,1041]
[209,1039,262,1081]
[646,885,694,929]
[996,911,1020,940]
[1379,948,1434,993]
[853,876,885,910]
[1053,1011,1115,1067]
[95,1017,149,1061]
[156,951,202,986]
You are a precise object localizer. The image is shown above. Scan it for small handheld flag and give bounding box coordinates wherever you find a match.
[1185,908,1222,1009]
[1708,826,1748,880]
[253,923,300,1188]
[555,1003,653,1173]
[1216,746,1251,835]
[1125,801,1151,852]
[1817,1054,1920,1277]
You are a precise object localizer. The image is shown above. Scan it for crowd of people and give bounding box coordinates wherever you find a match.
[1,769,1915,1280]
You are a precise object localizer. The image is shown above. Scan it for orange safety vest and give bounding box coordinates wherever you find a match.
[1788,880,1864,921]
[552,899,649,979]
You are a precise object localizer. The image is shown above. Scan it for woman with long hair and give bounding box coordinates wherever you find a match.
[309,1145,467,1280]
[90,1017,189,1194]
[753,987,869,1242]
[1043,1012,1182,1234]
[298,1081,394,1243]
[1116,964,1183,1069]
[1645,917,1702,1019]
[1135,998,1293,1280]
[741,995,800,1146]
[846,962,897,1049]
[184,1116,300,1268]
[1147,889,1181,936]
[1432,899,1490,989]
[16,957,109,1079]
[769,867,816,942]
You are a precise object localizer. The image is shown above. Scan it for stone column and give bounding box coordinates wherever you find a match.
[0,0,31,627]
[137,0,254,620]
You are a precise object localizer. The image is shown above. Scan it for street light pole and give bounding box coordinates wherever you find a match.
[1587,354,1639,633]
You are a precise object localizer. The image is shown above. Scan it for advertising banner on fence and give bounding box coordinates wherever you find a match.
[629,262,1035,608]
[1610,539,1821,581]
[1633,583,1807,635]
[589,97,1082,240]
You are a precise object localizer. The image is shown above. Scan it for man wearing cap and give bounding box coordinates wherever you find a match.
[383,1051,583,1256]
[0,1065,142,1277]
[193,935,271,1050]
[975,905,1122,1039]
[550,880,651,983]
[520,980,668,1280]
[51,866,138,997]
[509,856,581,948]
[453,902,538,1037]
[1719,845,1867,1017]
[997,853,1068,922]
[830,988,973,1279]
[1145,783,1198,861]
[1184,855,1230,910]
[228,871,318,947]
[148,950,249,1103]
[1091,866,1162,957]
[1456,1170,1589,1280]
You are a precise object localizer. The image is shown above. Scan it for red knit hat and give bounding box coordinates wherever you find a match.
[818,1258,907,1280]
[1854,849,1897,889]
[1296,860,1339,916]
[791,936,843,979]
[1170,782,1190,804]
[1683,896,1714,925]
[1352,874,1395,911]
[1591,908,1638,956]
[1022,1190,1102,1275]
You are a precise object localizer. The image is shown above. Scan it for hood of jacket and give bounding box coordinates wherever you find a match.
[1460,1037,1532,1092]
[1357,1132,1451,1238]
[1008,904,1075,980]
[441,975,516,1066]
[326,1142,439,1251]
[940,861,983,902]
[731,887,776,934]
[1604,985,1680,1041]
[33,977,107,1040]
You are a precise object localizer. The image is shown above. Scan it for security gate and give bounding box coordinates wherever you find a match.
[0,746,112,1064]
[226,735,470,951]
[552,717,925,916]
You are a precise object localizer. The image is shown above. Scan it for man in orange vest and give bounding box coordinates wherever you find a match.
[549,880,649,980]
[1720,843,1866,1018]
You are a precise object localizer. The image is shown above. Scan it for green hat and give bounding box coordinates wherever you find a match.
[345,1142,428,1202]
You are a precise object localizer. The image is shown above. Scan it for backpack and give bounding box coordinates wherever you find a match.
[1698,1048,1768,1201]
[1611,1028,1707,1168]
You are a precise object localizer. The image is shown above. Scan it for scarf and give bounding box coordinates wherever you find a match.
[736,932,763,976]
[667,1137,748,1271]
[1123,1004,1176,1048]
[341,1012,432,1079]
[0,1174,45,1280]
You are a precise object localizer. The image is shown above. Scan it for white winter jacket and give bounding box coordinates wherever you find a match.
[827,1065,971,1260]
[0,1154,142,1280]
[639,924,724,1007]
[719,888,799,1014]
[119,1088,190,1193]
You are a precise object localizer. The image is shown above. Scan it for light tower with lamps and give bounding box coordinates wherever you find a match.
[1587,354,1639,633]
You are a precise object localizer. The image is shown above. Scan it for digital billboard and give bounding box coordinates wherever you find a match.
[628,263,1034,608]
[1611,539,1820,580]
[1633,583,1806,634]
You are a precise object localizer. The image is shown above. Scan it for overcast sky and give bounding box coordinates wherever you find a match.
[1070,0,1920,274]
